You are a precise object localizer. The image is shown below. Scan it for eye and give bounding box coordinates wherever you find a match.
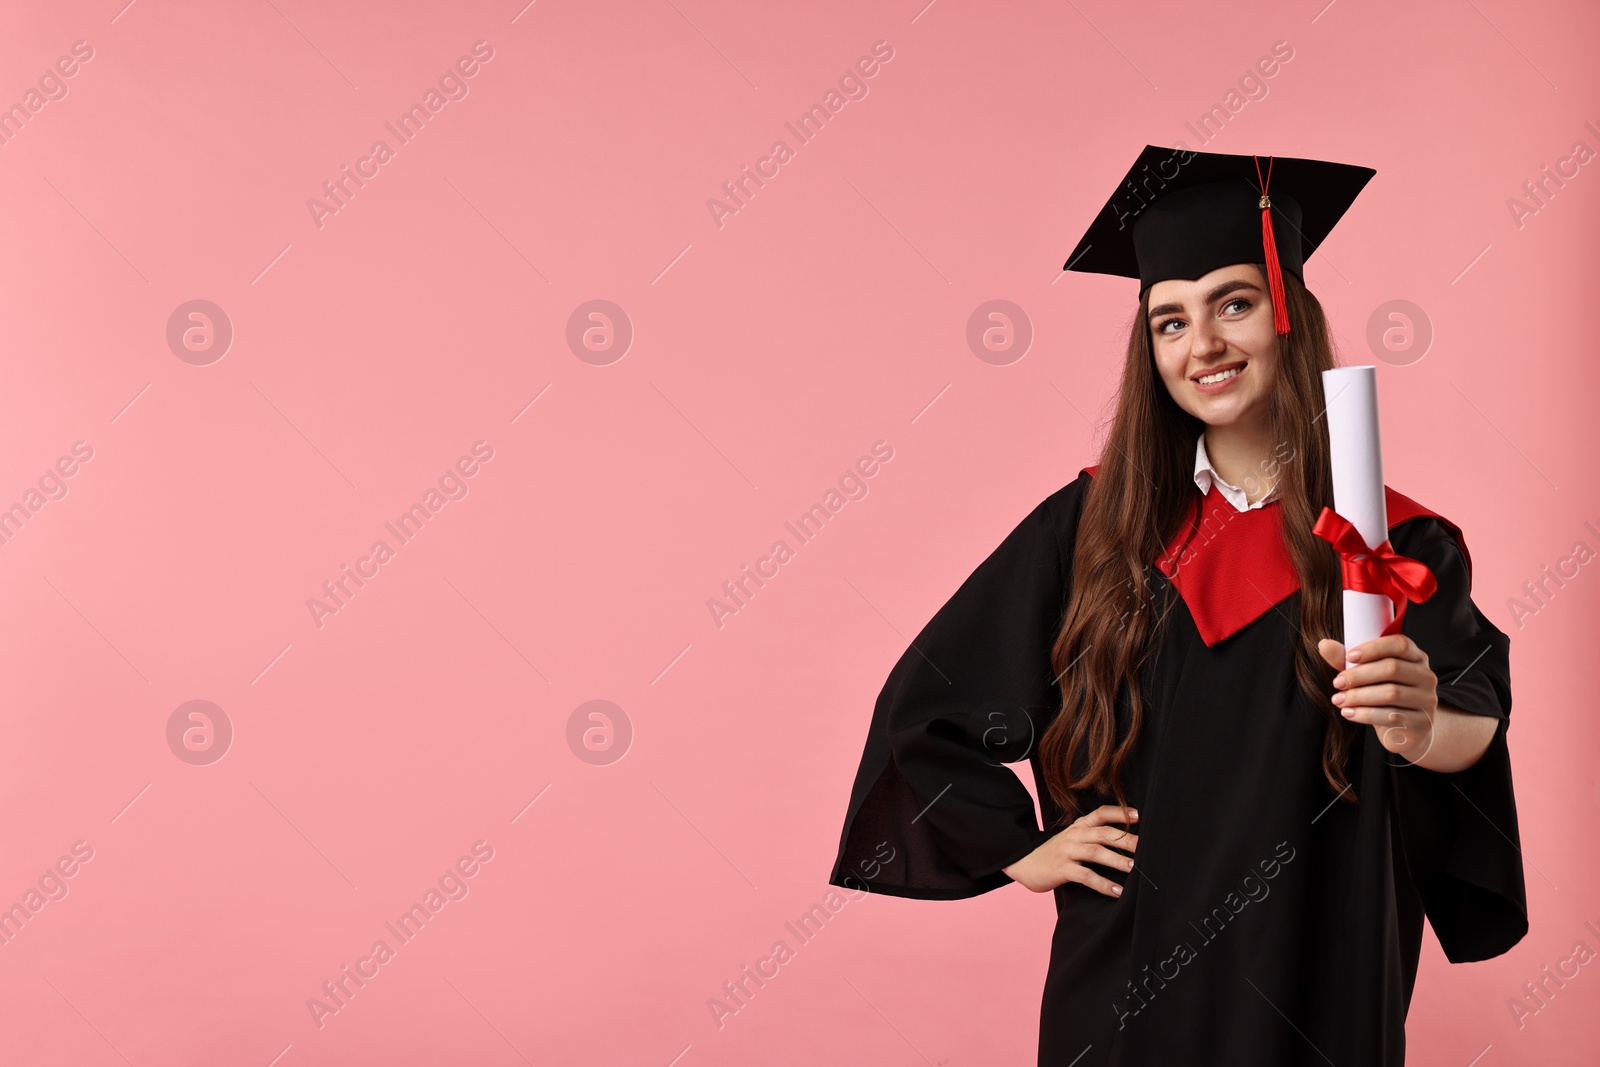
[1222,297,1252,315]
[1155,317,1185,335]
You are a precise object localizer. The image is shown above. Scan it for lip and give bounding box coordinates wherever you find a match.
[1192,360,1247,394]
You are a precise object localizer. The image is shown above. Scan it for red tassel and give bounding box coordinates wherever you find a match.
[1254,156,1291,336]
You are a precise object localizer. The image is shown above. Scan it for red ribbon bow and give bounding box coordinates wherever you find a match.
[1312,506,1438,637]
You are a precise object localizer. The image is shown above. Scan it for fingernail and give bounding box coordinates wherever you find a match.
[1348,649,1362,662]
[1332,693,1345,704]
[1341,708,1356,718]
[1113,885,1123,895]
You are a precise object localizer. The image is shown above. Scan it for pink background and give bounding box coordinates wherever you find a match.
[1,0,1596,1063]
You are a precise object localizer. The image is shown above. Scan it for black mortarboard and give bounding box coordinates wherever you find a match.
[1062,144,1376,335]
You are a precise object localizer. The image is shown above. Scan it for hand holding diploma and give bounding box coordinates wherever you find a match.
[1315,634,1497,772]
[1312,366,1495,773]
[1317,633,1438,762]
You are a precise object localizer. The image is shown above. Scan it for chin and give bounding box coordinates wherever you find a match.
[1191,402,1255,427]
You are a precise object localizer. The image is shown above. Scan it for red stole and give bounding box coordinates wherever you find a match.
[1081,465,1465,647]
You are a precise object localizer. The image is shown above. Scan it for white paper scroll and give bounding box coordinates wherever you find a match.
[1321,366,1391,659]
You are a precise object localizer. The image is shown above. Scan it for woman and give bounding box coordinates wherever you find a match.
[827,146,1527,1066]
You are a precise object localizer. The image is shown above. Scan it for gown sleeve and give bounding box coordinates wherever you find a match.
[827,476,1086,900]
[1386,516,1529,962]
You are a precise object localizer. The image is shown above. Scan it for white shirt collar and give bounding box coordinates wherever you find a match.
[1194,434,1280,513]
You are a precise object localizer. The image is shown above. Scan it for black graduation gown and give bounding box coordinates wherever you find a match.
[827,468,1527,1066]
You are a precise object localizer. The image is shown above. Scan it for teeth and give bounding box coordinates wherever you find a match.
[1197,366,1242,385]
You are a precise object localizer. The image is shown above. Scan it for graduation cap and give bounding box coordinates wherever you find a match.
[1063,144,1376,335]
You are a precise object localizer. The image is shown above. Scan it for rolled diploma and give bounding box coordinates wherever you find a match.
[1321,366,1391,660]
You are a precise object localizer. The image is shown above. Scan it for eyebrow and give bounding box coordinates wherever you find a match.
[1147,279,1263,322]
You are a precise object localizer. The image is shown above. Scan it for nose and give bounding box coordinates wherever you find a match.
[1188,314,1228,359]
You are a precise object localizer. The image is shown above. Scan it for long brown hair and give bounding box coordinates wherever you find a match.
[1039,266,1355,827]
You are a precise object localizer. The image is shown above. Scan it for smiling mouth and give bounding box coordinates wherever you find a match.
[1193,361,1247,385]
